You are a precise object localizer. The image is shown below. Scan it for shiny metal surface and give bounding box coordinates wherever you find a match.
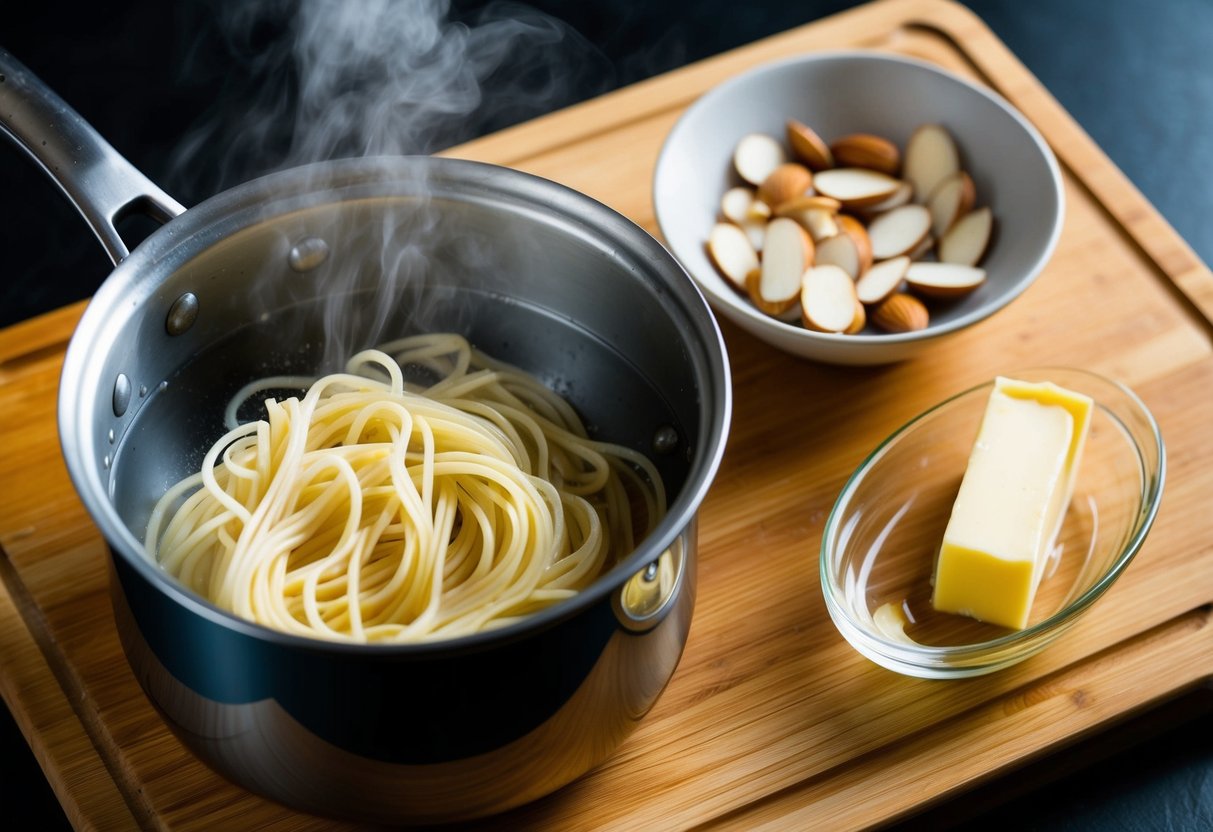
[5,49,731,823]
[0,50,184,263]
[164,292,198,336]
[113,526,696,823]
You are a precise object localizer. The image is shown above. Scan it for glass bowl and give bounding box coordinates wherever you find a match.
[820,368,1165,678]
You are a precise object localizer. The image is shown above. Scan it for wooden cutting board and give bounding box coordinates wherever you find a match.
[2,0,1211,829]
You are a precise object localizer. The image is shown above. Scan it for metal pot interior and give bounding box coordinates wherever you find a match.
[66,159,725,628]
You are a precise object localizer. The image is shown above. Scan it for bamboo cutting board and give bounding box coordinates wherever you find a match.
[2,0,1212,829]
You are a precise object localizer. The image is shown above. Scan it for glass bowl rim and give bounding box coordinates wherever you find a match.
[819,366,1166,671]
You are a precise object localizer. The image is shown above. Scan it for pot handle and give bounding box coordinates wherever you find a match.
[0,49,186,265]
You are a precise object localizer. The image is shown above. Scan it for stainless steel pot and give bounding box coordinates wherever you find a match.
[0,50,731,824]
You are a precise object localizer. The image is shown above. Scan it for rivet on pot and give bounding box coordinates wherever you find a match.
[107,428,115,444]
[112,373,131,417]
[652,425,679,455]
[102,454,111,470]
[166,292,199,335]
[289,237,330,273]
[617,538,684,631]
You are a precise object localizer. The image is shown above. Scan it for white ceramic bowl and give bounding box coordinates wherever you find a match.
[653,51,1065,364]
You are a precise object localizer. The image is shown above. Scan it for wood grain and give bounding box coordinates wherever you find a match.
[2,0,1211,829]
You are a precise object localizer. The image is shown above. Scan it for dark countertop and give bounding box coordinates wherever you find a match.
[2,0,1211,828]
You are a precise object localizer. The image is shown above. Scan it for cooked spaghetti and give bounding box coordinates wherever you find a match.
[144,333,665,642]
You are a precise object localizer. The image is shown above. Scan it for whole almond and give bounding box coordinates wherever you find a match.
[830,133,901,176]
[786,119,834,171]
[757,163,814,210]
[871,292,929,333]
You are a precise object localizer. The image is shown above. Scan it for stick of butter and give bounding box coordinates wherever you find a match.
[932,377,1093,630]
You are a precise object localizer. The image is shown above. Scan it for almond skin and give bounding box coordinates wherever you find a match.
[845,297,867,334]
[757,163,814,210]
[786,119,834,171]
[774,195,841,214]
[871,292,930,333]
[706,222,759,292]
[830,133,901,176]
[836,214,874,275]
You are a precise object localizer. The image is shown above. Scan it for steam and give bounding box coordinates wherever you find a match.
[169,0,610,373]
[172,0,609,194]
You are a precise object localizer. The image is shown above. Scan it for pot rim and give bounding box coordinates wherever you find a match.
[60,155,732,656]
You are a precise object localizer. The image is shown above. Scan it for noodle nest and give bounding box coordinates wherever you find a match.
[145,333,665,642]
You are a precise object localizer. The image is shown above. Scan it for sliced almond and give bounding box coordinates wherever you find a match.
[816,232,862,280]
[871,292,930,333]
[845,296,867,334]
[757,163,814,210]
[856,180,914,217]
[740,216,767,252]
[907,233,935,261]
[706,223,760,292]
[801,265,859,333]
[747,218,813,315]
[786,119,833,171]
[938,206,993,266]
[779,205,838,242]
[904,125,959,205]
[774,302,803,324]
[836,215,874,275]
[906,262,987,299]
[855,256,910,305]
[720,187,755,225]
[746,199,773,221]
[775,196,841,241]
[734,133,787,186]
[830,133,901,176]
[812,168,902,208]
[927,171,975,237]
[775,195,841,214]
[867,204,932,260]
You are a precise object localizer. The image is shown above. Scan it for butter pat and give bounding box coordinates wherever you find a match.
[932,377,1093,629]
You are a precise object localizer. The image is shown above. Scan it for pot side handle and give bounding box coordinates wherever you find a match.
[0,49,186,265]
